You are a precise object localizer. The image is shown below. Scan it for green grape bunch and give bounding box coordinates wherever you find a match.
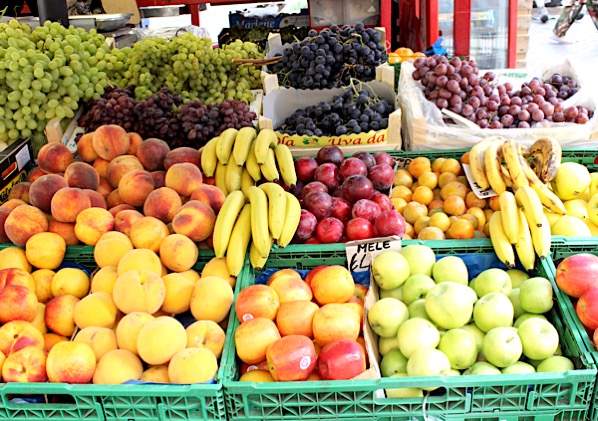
[104,33,264,104]
[0,19,111,144]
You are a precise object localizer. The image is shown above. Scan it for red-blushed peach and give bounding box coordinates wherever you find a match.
[48,218,79,246]
[7,182,31,203]
[4,205,48,246]
[0,268,36,292]
[106,189,126,209]
[150,171,166,188]
[163,147,200,170]
[190,185,226,214]
[118,170,155,207]
[27,166,46,183]
[97,176,113,199]
[74,207,114,246]
[159,233,198,273]
[85,189,107,209]
[28,174,69,213]
[171,200,216,242]
[92,124,131,161]
[50,187,92,223]
[129,216,170,252]
[0,285,38,324]
[37,143,74,174]
[0,207,11,243]
[43,333,69,354]
[165,163,203,197]
[44,294,79,337]
[31,269,55,304]
[2,346,48,382]
[136,138,170,171]
[143,187,182,223]
[109,204,136,217]
[0,320,44,355]
[76,132,99,162]
[93,158,110,178]
[106,155,144,188]
[127,132,143,156]
[64,162,100,190]
[0,199,27,211]
[114,209,144,237]
[46,341,96,383]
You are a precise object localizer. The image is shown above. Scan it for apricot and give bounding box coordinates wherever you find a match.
[438,172,458,189]
[412,186,434,205]
[118,169,155,207]
[171,200,216,242]
[393,169,413,188]
[143,187,182,224]
[402,201,428,225]
[408,157,431,179]
[418,171,438,190]
[489,196,501,211]
[391,197,407,213]
[418,226,446,240]
[431,158,446,173]
[444,195,467,216]
[440,181,468,200]
[391,185,412,202]
[92,124,130,161]
[467,207,486,229]
[414,216,431,235]
[51,187,92,223]
[136,138,170,171]
[465,191,487,209]
[461,214,480,230]
[37,143,73,174]
[440,158,462,175]
[429,212,451,232]
[447,218,475,239]
[4,205,48,247]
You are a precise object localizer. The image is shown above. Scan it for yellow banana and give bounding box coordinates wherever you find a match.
[489,211,516,269]
[260,148,280,182]
[226,203,252,277]
[225,154,243,193]
[246,186,271,258]
[500,164,514,189]
[484,139,507,195]
[278,192,301,248]
[250,234,273,270]
[212,190,246,258]
[259,182,287,240]
[528,213,551,259]
[200,136,219,177]
[498,191,518,244]
[274,144,297,187]
[232,126,257,166]
[520,158,567,215]
[214,161,229,196]
[515,208,535,271]
[216,128,239,164]
[469,136,502,190]
[254,128,278,164]
[502,139,529,189]
[241,168,255,198]
[245,141,262,182]
[515,185,544,229]
[529,137,562,183]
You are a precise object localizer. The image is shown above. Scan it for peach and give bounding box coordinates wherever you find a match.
[92,124,130,161]
[310,265,354,305]
[27,166,45,183]
[43,333,68,354]
[127,132,143,156]
[112,270,166,314]
[429,212,451,232]
[90,266,119,294]
[276,300,319,338]
[461,214,479,230]
[136,138,170,171]
[116,312,155,355]
[31,269,55,304]
[0,285,37,324]
[48,219,79,245]
[465,191,487,209]
[444,195,467,216]
[140,365,170,383]
[32,303,47,334]
[46,341,96,383]
[64,162,100,190]
[114,209,144,236]
[93,158,110,178]
[143,187,182,224]
[106,189,124,209]
[235,317,281,364]
[137,316,187,365]
[160,273,194,314]
[0,247,31,272]
[438,172,458,188]
[74,326,118,361]
[431,158,447,173]
[0,320,44,355]
[85,189,107,209]
[186,320,226,359]
[97,176,113,198]
[109,204,136,217]
[25,232,66,270]
[179,269,200,283]
[414,216,431,235]
[201,257,235,288]
[440,181,468,200]
[44,294,79,337]
[93,348,143,384]
[408,157,432,179]
[447,218,475,239]
[190,185,226,215]
[393,169,413,188]
[117,249,163,276]
[391,185,412,202]
[467,207,486,229]
[150,170,166,188]
[118,169,155,207]
[129,216,169,252]
[0,207,11,243]
[0,268,36,292]
[235,284,280,322]
[171,200,216,242]
[74,292,118,329]
[0,198,26,211]
[190,276,234,323]
[418,172,438,190]
[4,204,48,246]
[106,155,144,188]
[51,267,90,298]
[168,347,218,383]
[159,234,198,272]
[269,276,313,304]
[7,182,31,203]
[268,269,302,286]
[76,132,99,162]
[165,163,203,197]
[164,147,200,170]
[74,207,114,246]
[412,185,434,205]
[440,158,462,175]
[94,231,134,268]
[50,187,92,223]
[418,226,446,240]
[2,346,47,382]
[313,303,360,346]
[37,143,74,174]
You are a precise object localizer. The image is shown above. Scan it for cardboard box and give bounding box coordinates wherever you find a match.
[228,8,309,29]
[0,139,34,204]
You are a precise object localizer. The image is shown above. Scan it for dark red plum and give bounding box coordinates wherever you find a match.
[368,163,395,191]
[341,175,374,204]
[351,199,382,224]
[370,192,394,212]
[331,197,352,222]
[339,157,368,179]
[295,157,319,183]
[373,152,396,167]
[346,217,375,241]
[352,152,377,170]
[294,209,318,241]
[301,181,328,199]
[316,146,344,166]
[375,210,407,237]
[314,163,341,190]
[303,190,333,221]
[316,217,344,243]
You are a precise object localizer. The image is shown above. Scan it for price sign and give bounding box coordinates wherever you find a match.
[462,163,497,199]
[345,236,403,273]
[393,157,411,170]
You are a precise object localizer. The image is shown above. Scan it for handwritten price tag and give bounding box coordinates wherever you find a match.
[462,164,497,199]
[345,236,403,273]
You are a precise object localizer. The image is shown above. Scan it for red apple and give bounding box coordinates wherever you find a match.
[341,175,374,204]
[346,217,375,241]
[370,192,394,212]
[317,339,366,380]
[301,181,328,199]
[556,254,598,298]
[240,360,270,374]
[303,191,333,221]
[316,217,344,243]
[295,157,319,183]
[375,210,406,237]
[577,288,598,331]
[295,210,318,241]
[351,199,382,224]
[340,158,368,179]
[316,146,344,166]
[331,197,352,222]
[352,152,377,170]
[373,151,396,167]
[368,163,395,191]
[314,163,341,191]
[266,335,317,381]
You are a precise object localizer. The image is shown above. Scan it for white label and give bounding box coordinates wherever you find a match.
[242,313,254,322]
[299,356,311,370]
[345,236,403,273]
[14,144,31,171]
[393,157,411,170]
[462,164,497,199]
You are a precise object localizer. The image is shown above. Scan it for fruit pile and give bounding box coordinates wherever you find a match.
[387,47,426,64]
[544,73,580,101]
[0,241,236,384]
[232,266,369,382]
[292,146,405,244]
[370,246,573,396]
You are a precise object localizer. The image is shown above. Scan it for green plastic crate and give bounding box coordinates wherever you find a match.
[548,237,598,421]
[223,240,596,421]
[0,245,235,421]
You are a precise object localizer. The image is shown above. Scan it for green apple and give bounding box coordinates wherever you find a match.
[432,256,469,285]
[551,215,592,236]
[448,369,461,376]
[536,356,574,372]
[587,193,598,226]
[367,297,409,338]
[509,288,525,318]
[406,348,451,390]
[385,373,424,398]
[550,162,591,201]
[473,292,514,332]
[519,277,553,314]
[564,199,589,220]
[517,318,559,360]
[380,349,408,377]
[506,269,529,289]
[372,251,411,290]
[474,268,512,297]
[438,328,478,370]
[501,361,536,374]
[462,361,501,375]
[590,173,598,197]
[408,299,431,321]
[469,277,477,290]
[397,317,440,358]
[514,313,548,328]
[402,274,436,305]
[543,209,561,227]
[378,336,400,356]
[399,245,436,276]
[482,327,522,368]
[461,323,486,352]
[425,282,476,329]
[379,286,404,301]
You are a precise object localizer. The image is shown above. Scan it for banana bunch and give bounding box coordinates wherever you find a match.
[212,183,301,274]
[201,127,298,196]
